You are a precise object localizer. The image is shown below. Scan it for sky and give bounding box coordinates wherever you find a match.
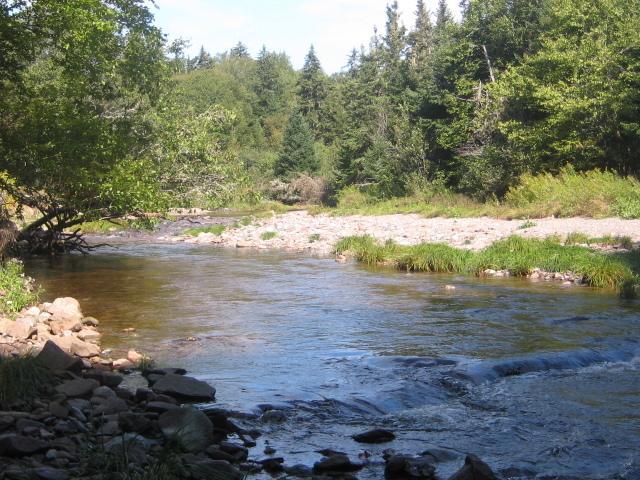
[151,0,460,74]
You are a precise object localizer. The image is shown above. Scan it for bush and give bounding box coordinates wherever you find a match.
[269,174,329,205]
[0,259,39,315]
[0,355,53,408]
[505,167,640,218]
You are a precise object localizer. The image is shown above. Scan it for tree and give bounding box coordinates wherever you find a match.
[297,45,327,136]
[274,111,318,178]
[230,41,250,58]
[193,46,213,70]
[0,0,167,253]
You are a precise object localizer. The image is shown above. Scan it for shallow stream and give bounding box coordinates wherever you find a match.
[26,243,640,479]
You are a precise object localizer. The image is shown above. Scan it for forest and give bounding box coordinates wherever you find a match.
[1,0,640,251]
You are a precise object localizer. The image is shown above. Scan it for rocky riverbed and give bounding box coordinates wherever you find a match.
[170,211,640,254]
[0,296,499,479]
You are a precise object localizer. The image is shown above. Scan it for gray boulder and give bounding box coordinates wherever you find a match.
[0,434,50,456]
[158,407,213,452]
[36,341,83,372]
[152,374,215,401]
[448,455,497,480]
[55,378,99,398]
[385,455,436,480]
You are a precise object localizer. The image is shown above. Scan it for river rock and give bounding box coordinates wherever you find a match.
[152,373,215,401]
[77,329,101,342]
[158,407,213,452]
[84,369,123,388]
[36,341,83,372]
[112,358,133,370]
[0,434,50,456]
[259,457,285,473]
[31,467,69,480]
[313,454,363,473]
[0,317,37,339]
[82,316,99,327]
[70,339,100,358]
[353,428,396,444]
[48,401,69,419]
[143,367,187,376]
[55,378,99,398]
[47,297,82,323]
[145,401,179,413]
[218,441,249,462]
[127,349,143,363]
[187,459,244,480]
[118,413,155,435]
[385,455,436,479]
[49,318,82,335]
[447,454,497,480]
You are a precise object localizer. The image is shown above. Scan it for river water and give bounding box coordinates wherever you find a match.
[26,243,640,479]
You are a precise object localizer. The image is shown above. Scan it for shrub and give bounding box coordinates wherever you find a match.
[0,259,40,315]
[0,355,53,408]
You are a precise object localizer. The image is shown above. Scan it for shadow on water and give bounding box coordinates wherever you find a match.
[25,244,640,479]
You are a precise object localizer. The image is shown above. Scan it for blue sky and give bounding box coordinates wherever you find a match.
[151,0,459,73]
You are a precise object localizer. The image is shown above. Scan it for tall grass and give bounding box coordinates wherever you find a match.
[0,355,54,408]
[182,224,226,236]
[0,259,40,315]
[313,168,640,219]
[336,235,639,295]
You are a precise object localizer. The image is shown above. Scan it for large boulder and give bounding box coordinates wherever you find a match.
[447,455,497,480]
[47,297,83,323]
[158,407,213,452]
[152,374,215,402]
[36,340,83,372]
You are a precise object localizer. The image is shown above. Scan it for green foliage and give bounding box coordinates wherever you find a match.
[182,224,226,236]
[260,231,277,240]
[565,233,633,249]
[0,260,39,315]
[336,234,640,294]
[518,220,537,229]
[308,233,321,243]
[0,355,53,408]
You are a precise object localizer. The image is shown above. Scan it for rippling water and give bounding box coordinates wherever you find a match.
[26,244,640,479]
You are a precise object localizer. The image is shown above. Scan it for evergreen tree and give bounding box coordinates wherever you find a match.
[193,46,213,69]
[409,0,434,66]
[297,45,327,136]
[275,110,318,178]
[230,41,250,58]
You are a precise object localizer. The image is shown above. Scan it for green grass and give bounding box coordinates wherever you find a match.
[0,259,40,315]
[0,355,54,408]
[77,217,162,234]
[182,224,226,236]
[260,231,277,240]
[232,216,253,228]
[564,232,633,249]
[518,220,537,229]
[308,233,321,243]
[336,235,640,296]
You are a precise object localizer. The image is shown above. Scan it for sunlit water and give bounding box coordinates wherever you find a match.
[26,243,640,479]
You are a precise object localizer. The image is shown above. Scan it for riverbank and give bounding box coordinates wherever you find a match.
[172,211,640,255]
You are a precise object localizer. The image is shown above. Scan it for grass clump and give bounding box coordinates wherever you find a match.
[308,233,321,243]
[78,217,161,234]
[564,232,633,249]
[260,231,277,240]
[182,224,226,236]
[232,216,253,228]
[336,235,639,295]
[517,220,537,229]
[0,259,40,315]
[0,355,54,408]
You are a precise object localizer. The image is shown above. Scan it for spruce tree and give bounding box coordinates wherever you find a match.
[409,0,434,66]
[297,45,327,136]
[275,110,317,178]
[230,41,250,58]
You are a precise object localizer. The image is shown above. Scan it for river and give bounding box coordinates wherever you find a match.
[26,243,640,479]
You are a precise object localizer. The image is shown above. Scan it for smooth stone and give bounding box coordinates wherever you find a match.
[118,413,155,435]
[152,373,215,401]
[447,454,497,480]
[143,367,187,377]
[48,401,69,419]
[218,441,248,461]
[158,407,213,452]
[70,339,100,358]
[385,455,436,479]
[187,459,243,480]
[145,401,180,413]
[55,378,99,398]
[49,318,82,335]
[77,329,101,342]
[259,457,285,473]
[82,316,100,327]
[36,341,83,372]
[47,297,82,323]
[31,468,69,480]
[284,464,314,477]
[83,369,123,388]
[353,428,396,444]
[93,397,129,415]
[92,385,116,399]
[112,358,133,370]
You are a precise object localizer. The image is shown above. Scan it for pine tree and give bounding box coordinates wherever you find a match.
[297,45,327,136]
[435,0,453,31]
[230,41,250,58]
[194,46,213,69]
[254,46,283,119]
[275,110,317,178]
[409,0,433,66]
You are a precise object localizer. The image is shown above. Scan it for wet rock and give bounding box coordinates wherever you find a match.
[0,434,50,456]
[218,441,249,461]
[48,297,83,323]
[313,454,363,473]
[70,339,100,358]
[55,378,99,398]
[285,464,314,477]
[187,459,244,480]
[93,396,129,415]
[447,455,497,480]
[82,316,100,327]
[385,455,436,479]
[118,412,155,435]
[77,329,101,342]
[152,373,215,402]
[205,446,237,463]
[159,407,213,452]
[92,385,116,399]
[420,447,459,463]
[112,358,133,370]
[260,409,286,423]
[145,401,179,413]
[135,388,157,403]
[264,445,276,455]
[259,456,285,473]
[0,415,14,433]
[317,449,348,457]
[143,367,187,376]
[127,349,144,363]
[353,428,396,444]
[36,341,83,372]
